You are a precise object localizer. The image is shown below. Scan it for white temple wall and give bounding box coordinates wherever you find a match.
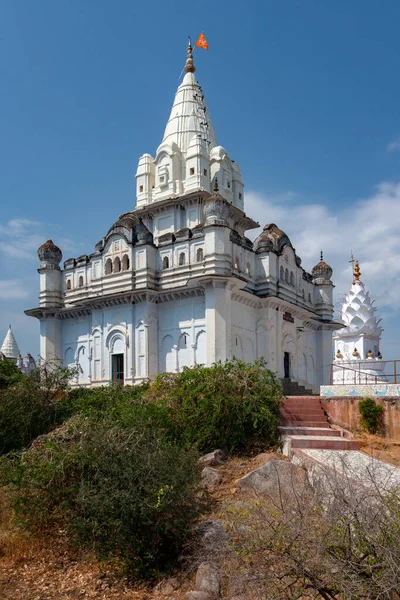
[231,300,257,363]
[158,295,206,372]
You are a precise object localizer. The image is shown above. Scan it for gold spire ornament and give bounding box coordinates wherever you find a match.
[184,39,196,73]
[354,260,361,283]
[336,349,343,359]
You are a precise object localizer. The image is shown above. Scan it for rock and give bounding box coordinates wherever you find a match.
[154,577,180,595]
[238,459,309,505]
[185,592,212,600]
[201,467,222,490]
[195,562,220,598]
[195,519,228,546]
[199,449,226,467]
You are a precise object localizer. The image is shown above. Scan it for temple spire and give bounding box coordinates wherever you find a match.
[184,38,196,73]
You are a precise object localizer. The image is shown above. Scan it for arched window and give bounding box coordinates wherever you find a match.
[285,268,289,283]
[308,292,312,303]
[246,262,251,276]
[114,256,121,273]
[196,247,204,262]
[234,257,240,271]
[290,271,294,286]
[78,275,84,287]
[280,266,284,281]
[66,279,71,290]
[122,254,129,271]
[105,258,112,275]
[162,256,169,269]
[179,252,186,266]
[302,288,305,299]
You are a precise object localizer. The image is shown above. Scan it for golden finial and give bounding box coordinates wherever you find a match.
[354,260,361,283]
[336,349,343,360]
[352,347,360,358]
[184,38,196,73]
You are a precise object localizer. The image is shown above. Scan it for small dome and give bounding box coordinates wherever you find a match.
[203,179,229,226]
[210,145,228,161]
[253,223,293,254]
[312,252,333,281]
[38,239,62,267]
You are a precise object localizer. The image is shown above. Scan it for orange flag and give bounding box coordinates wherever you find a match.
[195,33,209,50]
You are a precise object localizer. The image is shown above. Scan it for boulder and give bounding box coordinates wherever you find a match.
[195,562,220,598]
[201,467,222,490]
[154,577,179,595]
[199,449,226,467]
[185,592,212,600]
[238,459,309,505]
[195,519,229,546]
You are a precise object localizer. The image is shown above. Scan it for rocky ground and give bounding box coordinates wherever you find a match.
[1,435,399,600]
[0,451,275,600]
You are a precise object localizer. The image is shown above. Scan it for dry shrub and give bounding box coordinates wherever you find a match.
[194,457,400,600]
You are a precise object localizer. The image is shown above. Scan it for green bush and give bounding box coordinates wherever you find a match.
[0,359,24,389]
[359,397,384,434]
[0,361,75,453]
[144,358,282,453]
[1,415,203,579]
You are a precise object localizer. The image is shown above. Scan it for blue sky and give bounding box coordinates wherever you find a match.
[1,0,400,358]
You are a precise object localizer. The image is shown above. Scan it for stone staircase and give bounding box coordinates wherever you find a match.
[281,378,317,397]
[279,396,360,454]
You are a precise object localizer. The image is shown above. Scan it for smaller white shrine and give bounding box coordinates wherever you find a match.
[0,325,36,375]
[332,260,385,384]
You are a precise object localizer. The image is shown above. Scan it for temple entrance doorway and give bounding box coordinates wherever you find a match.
[284,351,290,378]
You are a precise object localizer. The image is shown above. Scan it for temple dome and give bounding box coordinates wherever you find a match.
[253,223,293,254]
[312,252,333,281]
[0,325,20,361]
[38,239,62,268]
[338,280,382,337]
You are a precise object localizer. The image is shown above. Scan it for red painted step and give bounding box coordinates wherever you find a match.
[280,395,360,453]
[288,436,360,450]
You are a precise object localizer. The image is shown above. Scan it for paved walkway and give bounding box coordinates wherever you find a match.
[296,449,400,491]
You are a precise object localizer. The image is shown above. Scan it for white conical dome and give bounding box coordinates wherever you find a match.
[338,281,382,338]
[0,325,21,360]
[161,71,218,155]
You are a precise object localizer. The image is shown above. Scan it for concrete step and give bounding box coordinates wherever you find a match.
[282,407,326,415]
[284,420,331,427]
[287,436,360,451]
[281,411,328,420]
[279,426,341,437]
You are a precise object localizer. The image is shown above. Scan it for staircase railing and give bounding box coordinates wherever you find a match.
[329,360,399,385]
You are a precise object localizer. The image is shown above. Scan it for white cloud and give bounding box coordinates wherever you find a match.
[246,180,400,318]
[387,137,400,152]
[0,279,30,300]
[0,219,80,261]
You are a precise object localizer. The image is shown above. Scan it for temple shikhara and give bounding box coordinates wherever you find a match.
[26,42,343,389]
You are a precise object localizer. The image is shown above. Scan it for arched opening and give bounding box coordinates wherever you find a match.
[179,252,186,266]
[114,256,121,273]
[66,279,71,290]
[196,247,204,262]
[105,258,113,275]
[234,257,240,271]
[122,254,129,270]
[285,268,289,283]
[280,266,284,281]
[246,262,251,276]
[78,276,84,287]
[290,271,294,286]
[162,256,169,269]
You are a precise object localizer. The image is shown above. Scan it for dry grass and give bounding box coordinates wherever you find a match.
[355,431,400,467]
[0,452,276,600]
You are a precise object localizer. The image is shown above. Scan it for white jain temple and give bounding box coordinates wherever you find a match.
[26,43,341,389]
